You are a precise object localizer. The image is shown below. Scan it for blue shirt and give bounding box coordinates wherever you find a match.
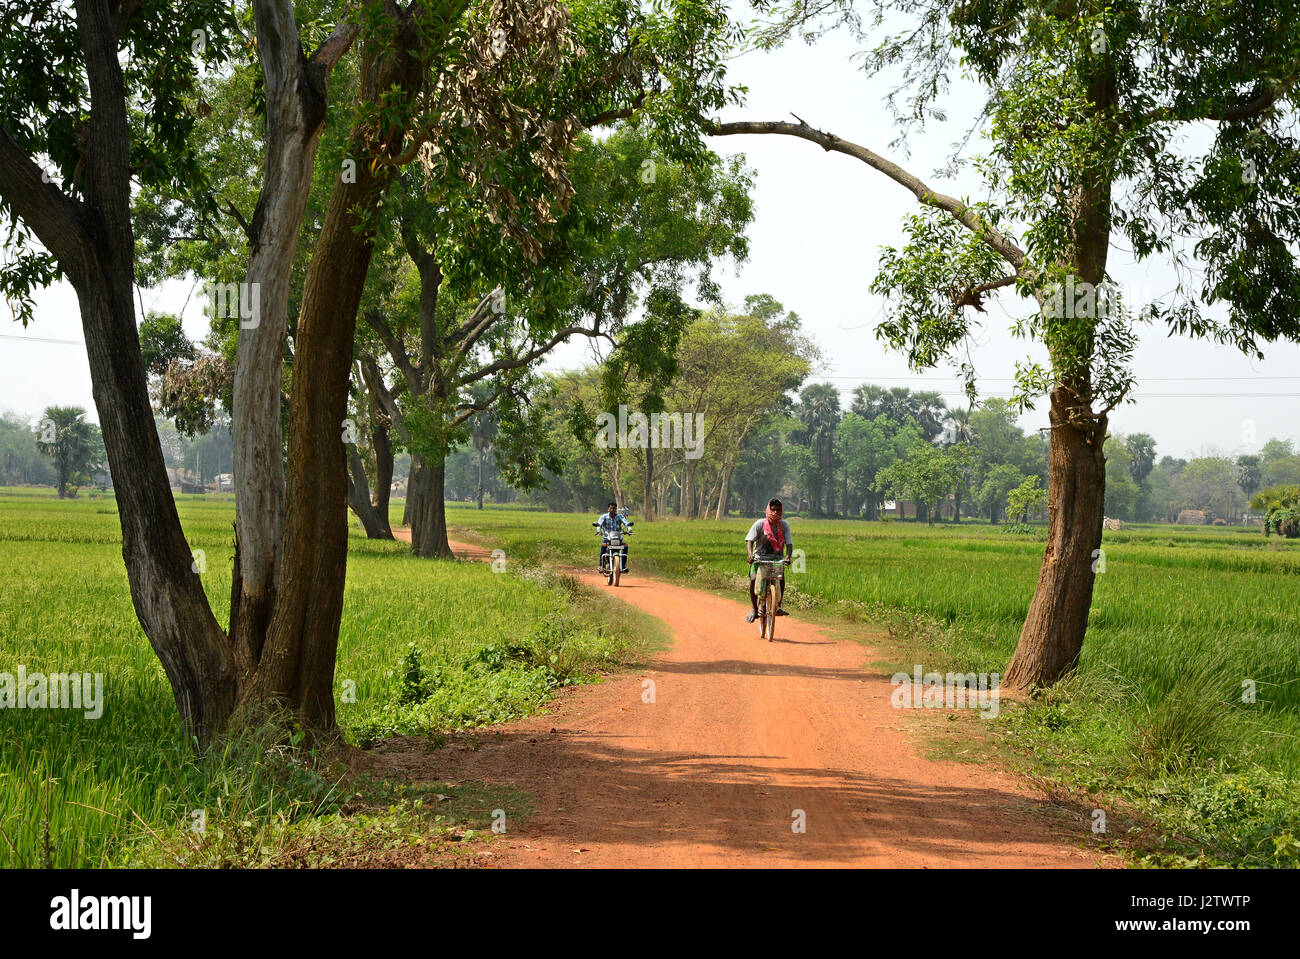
[596,513,630,535]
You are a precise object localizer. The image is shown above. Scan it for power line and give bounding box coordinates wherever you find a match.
[816,371,1300,379]
[6,337,1299,398]
[826,388,1300,399]
[0,333,83,345]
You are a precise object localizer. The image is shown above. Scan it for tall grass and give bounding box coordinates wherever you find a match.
[0,490,661,866]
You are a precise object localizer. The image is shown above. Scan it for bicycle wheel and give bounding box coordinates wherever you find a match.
[764,581,777,641]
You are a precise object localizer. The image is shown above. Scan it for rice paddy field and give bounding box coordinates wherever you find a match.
[4,486,1298,867]
[449,503,1300,865]
[0,488,660,867]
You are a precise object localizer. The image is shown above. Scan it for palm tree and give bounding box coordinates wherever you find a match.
[941,405,976,521]
[35,406,96,497]
[798,383,841,514]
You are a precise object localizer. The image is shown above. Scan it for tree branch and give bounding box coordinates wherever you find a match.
[112,0,143,37]
[460,323,616,386]
[308,9,360,70]
[223,200,253,243]
[363,309,421,396]
[952,274,1018,311]
[582,91,646,130]
[448,290,503,370]
[0,126,88,273]
[712,117,1028,272]
[451,382,511,426]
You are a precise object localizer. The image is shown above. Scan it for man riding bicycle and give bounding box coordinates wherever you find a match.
[746,497,792,623]
[595,501,632,573]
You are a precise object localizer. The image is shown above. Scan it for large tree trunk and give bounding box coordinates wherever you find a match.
[81,273,237,742]
[239,18,422,732]
[1004,389,1107,689]
[229,0,347,672]
[410,456,453,557]
[1004,97,1114,690]
[241,149,391,731]
[347,446,389,538]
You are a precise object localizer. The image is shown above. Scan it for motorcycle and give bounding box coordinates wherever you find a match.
[593,520,633,586]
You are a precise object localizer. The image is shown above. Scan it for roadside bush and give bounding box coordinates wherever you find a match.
[1000,522,1041,536]
[1264,506,1300,538]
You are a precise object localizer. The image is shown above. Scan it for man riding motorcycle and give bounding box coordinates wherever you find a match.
[746,497,792,623]
[594,501,632,573]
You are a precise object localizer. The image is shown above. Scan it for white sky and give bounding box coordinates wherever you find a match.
[3,9,1298,462]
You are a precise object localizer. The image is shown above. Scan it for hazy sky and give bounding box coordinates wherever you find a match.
[3,8,1297,461]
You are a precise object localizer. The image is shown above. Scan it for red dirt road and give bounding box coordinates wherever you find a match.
[382,529,1113,867]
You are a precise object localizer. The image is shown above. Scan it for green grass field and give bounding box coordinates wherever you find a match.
[0,488,663,867]
[447,503,1300,866]
[5,487,1298,867]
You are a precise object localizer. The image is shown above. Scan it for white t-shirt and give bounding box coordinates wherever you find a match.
[746,518,792,559]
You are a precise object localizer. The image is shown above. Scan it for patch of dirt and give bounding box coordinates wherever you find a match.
[379,528,1118,868]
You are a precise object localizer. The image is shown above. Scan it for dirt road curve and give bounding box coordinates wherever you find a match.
[382,530,1112,867]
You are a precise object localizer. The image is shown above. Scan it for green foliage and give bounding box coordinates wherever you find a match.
[0,0,241,321]
[1265,506,1300,539]
[1006,474,1046,524]
[979,463,1026,524]
[876,440,971,523]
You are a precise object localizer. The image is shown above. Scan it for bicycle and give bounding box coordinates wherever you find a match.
[752,557,786,641]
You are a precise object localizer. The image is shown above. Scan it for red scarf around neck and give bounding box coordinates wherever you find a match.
[763,511,784,552]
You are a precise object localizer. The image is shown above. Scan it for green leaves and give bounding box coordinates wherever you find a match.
[871,203,1010,378]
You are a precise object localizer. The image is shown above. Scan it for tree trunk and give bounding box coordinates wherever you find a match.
[403,459,421,528]
[239,115,396,734]
[681,461,697,519]
[363,357,395,538]
[1004,110,1113,690]
[230,0,343,672]
[610,459,625,509]
[82,273,237,743]
[715,463,733,520]
[410,456,453,557]
[641,445,655,521]
[1004,389,1107,689]
[476,446,485,509]
[347,445,389,538]
[371,420,394,536]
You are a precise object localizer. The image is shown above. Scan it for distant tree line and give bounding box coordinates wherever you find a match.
[446,296,1300,525]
